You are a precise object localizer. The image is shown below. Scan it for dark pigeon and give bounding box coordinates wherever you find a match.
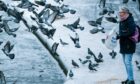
[88,48,103,63]
[17,0,38,12]
[0,71,6,84]
[105,17,118,23]
[3,20,17,37]
[88,60,97,72]
[40,28,56,39]
[60,39,69,46]
[69,9,76,14]
[6,8,24,23]
[64,18,84,32]
[70,33,81,48]
[2,41,14,54]
[0,1,8,11]
[72,60,79,68]
[109,50,117,59]
[98,52,103,60]
[88,17,103,27]
[101,39,105,44]
[69,70,74,79]
[35,0,46,6]
[79,58,89,65]
[2,41,15,59]
[88,48,95,56]
[51,42,59,55]
[135,60,140,70]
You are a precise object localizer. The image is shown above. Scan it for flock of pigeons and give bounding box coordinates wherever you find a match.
[68,5,140,79]
[0,0,140,80]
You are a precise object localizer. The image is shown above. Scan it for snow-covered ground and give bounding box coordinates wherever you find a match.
[0,1,65,84]
[0,0,140,84]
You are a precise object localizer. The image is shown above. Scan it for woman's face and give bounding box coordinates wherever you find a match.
[119,11,127,17]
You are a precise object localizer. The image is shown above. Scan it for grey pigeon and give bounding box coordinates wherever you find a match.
[69,70,74,79]
[70,33,81,48]
[52,42,59,55]
[60,39,69,46]
[72,60,79,68]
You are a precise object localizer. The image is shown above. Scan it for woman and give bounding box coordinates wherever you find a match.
[118,7,136,84]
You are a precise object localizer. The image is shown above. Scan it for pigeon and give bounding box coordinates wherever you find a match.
[96,17,103,25]
[35,0,46,6]
[88,60,97,72]
[0,23,4,33]
[79,58,89,65]
[60,39,69,46]
[89,60,99,68]
[0,15,2,22]
[105,17,118,23]
[2,48,15,60]
[2,41,14,54]
[52,42,59,55]
[0,41,3,45]
[0,71,6,84]
[69,9,76,14]
[68,70,74,79]
[101,39,105,44]
[3,20,17,37]
[0,0,8,11]
[109,50,117,59]
[40,28,56,39]
[17,0,38,12]
[99,8,108,15]
[45,11,59,26]
[6,8,24,23]
[64,18,84,32]
[54,0,63,4]
[30,25,38,32]
[88,48,103,63]
[42,9,50,22]
[9,27,19,32]
[135,60,140,70]
[90,28,103,34]
[93,54,103,63]
[98,52,103,60]
[70,33,81,48]
[135,60,139,65]
[88,16,103,27]
[88,48,95,56]
[86,56,91,59]
[63,24,75,32]
[72,60,79,68]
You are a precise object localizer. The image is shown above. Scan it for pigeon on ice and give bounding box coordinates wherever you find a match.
[51,42,59,55]
[105,17,118,23]
[68,69,74,79]
[135,60,140,70]
[64,18,84,32]
[60,39,69,46]
[88,16,103,27]
[2,41,15,59]
[109,50,117,59]
[88,48,103,63]
[40,28,56,39]
[79,58,89,65]
[98,52,103,60]
[17,0,38,12]
[3,20,17,37]
[88,60,97,72]
[70,33,81,48]
[35,0,46,6]
[72,60,79,68]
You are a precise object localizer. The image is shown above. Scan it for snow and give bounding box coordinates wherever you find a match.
[0,0,140,84]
